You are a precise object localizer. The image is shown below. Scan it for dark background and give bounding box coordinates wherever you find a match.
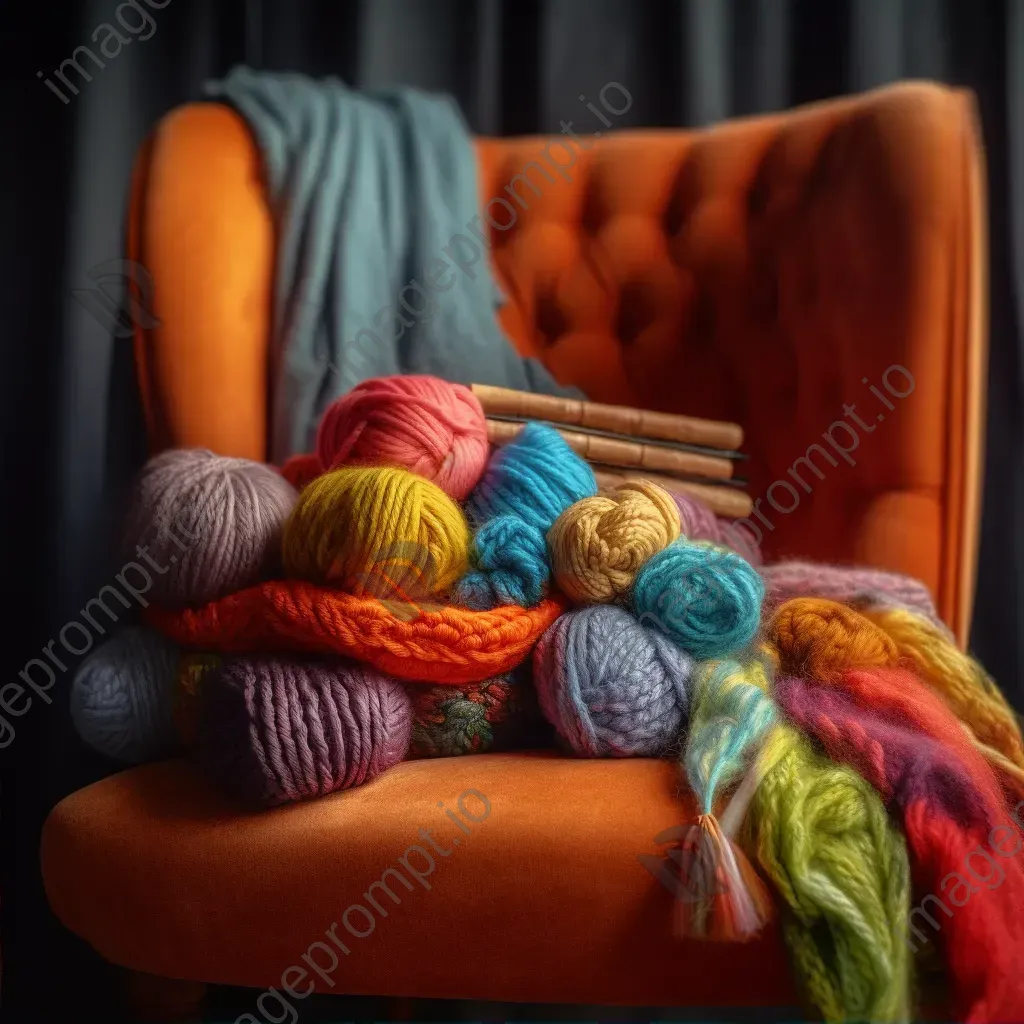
[2,0,1022,1020]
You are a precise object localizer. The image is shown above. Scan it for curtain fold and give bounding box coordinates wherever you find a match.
[2,0,1021,1017]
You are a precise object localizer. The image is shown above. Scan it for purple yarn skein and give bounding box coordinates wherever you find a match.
[671,490,763,567]
[533,604,691,757]
[760,559,945,629]
[199,658,413,807]
[122,448,297,607]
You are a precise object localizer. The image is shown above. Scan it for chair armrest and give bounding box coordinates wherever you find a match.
[128,102,273,461]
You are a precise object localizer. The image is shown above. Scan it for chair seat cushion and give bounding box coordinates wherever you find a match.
[145,580,564,684]
[42,753,797,1008]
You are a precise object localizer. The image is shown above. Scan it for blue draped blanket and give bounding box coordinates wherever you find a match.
[204,67,577,460]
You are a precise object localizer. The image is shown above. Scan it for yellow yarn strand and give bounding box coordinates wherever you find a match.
[750,722,913,1023]
[282,466,470,598]
[548,480,680,604]
[863,606,1024,774]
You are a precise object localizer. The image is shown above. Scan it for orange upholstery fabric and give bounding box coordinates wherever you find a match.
[43,81,987,1009]
[42,754,796,1007]
[130,84,985,647]
[474,88,985,647]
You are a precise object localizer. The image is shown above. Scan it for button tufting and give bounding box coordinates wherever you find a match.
[615,280,660,346]
[688,288,716,344]
[466,85,969,634]
[535,291,568,348]
[580,176,606,237]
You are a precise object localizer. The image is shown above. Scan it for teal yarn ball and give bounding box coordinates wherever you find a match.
[70,626,180,763]
[455,423,597,609]
[630,540,764,660]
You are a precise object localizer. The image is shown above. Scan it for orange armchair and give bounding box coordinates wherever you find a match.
[42,81,986,1017]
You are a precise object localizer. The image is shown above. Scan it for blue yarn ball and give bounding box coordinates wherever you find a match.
[630,540,764,660]
[453,515,548,608]
[466,423,596,529]
[70,626,181,763]
[458,423,597,609]
[534,604,691,756]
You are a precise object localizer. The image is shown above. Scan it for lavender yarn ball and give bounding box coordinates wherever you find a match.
[70,626,181,763]
[533,605,691,757]
[198,658,413,807]
[122,448,298,607]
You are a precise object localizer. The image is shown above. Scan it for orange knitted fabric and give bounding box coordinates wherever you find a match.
[144,579,564,684]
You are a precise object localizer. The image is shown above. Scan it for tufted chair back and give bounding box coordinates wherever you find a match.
[130,81,986,643]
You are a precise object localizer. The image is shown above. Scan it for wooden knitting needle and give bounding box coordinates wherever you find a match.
[472,383,743,451]
[485,418,735,481]
[591,467,753,520]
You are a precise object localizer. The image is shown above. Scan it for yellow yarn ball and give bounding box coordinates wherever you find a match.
[281,466,470,600]
[547,480,681,604]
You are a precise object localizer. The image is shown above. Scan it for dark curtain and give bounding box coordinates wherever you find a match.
[2,1,1021,1020]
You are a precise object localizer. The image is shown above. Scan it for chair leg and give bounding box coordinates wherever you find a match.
[120,969,207,1022]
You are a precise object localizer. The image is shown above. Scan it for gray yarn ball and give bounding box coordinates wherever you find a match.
[70,626,181,763]
[122,448,298,607]
[533,604,692,757]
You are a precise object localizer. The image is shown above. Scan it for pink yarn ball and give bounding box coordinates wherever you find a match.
[316,375,489,501]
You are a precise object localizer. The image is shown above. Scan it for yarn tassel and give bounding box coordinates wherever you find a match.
[672,758,772,942]
[678,656,778,941]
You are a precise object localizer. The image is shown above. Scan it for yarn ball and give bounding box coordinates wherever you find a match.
[407,669,548,758]
[455,423,597,609]
[631,539,764,660]
[464,422,597,529]
[770,597,898,680]
[533,604,691,756]
[454,514,549,609]
[198,657,413,807]
[279,452,324,491]
[548,481,681,603]
[281,465,470,599]
[316,375,489,501]
[122,448,298,607]
[70,626,181,763]
[671,490,763,566]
